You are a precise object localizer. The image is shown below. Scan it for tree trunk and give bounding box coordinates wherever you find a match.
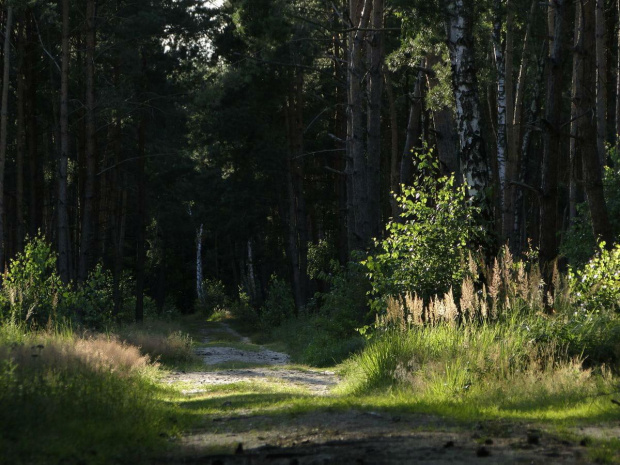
[78,0,97,283]
[594,0,606,167]
[492,0,507,204]
[196,224,204,301]
[617,0,620,153]
[346,0,372,252]
[58,0,71,283]
[384,69,400,219]
[569,2,583,226]
[135,116,146,323]
[366,0,383,239]
[514,39,547,254]
[400,71,423,185]
[441,0,490,199]
[426,55,459,177]
[16,21,25,253]
[539,0,566,264]
[505,0,536,244]
[579,0,613,246]
[0,6,12,272]
[284,72,309,311]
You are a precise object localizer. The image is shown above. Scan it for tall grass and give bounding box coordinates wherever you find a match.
[342,246,620,420]
[340,321,610,417]
[0,321,176,464]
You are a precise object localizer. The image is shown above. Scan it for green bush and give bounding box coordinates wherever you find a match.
[261,274,295,328]
[569,242,620,314]
[196,278,228,316]
[0,235,66,326]
[364,151,483,308]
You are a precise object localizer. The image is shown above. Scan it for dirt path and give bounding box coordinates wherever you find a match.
[161,322,605,464]
[165,322,337,395]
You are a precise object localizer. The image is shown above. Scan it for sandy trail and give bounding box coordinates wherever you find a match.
[164,322,337,395]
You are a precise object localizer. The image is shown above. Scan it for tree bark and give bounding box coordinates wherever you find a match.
[135,116,146,323]
[58,0,71,283]
[16,21,25,253]
[78,0,97,283]
[617,0,620,152]
[569,2,583,226]
[426,55,459,177]
[366,0,383,239]
[196,224,204,301]
[346,0,372,252]
[594,0,606,167]
[578,0,613,246]
[0,6,12,272]
[539,0,566,264]
[441,0,490,199]
[384,69,400,219]
[400,71,423,186]
[492,0,508,203]
[505,0,536,244]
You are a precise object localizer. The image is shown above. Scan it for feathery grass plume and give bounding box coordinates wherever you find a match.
[488,258,501,320]
[468,251,478,277]
[384,295,406,331]
[480,284,488,319]
[443,288,458,325]
[460,277,476,324]
[404,292,424,326]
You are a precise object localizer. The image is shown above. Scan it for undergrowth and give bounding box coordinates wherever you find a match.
[0,321,179,465]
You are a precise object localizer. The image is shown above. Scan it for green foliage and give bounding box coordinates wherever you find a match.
[569,242,620,314]
[0,236,155,329]
[197,278,229,316]
[261,275,295,328]
[266,263,368,367]
[364,151,483,308]
[0,235,66,326]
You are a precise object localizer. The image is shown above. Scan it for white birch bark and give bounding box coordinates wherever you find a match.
[196,224,204,301]
[441,0,489,198]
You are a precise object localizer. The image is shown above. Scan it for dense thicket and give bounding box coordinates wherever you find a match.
[0,0,618,322]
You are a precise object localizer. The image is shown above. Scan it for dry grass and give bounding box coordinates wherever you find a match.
[120,320,195,365]
[382,247,563,329]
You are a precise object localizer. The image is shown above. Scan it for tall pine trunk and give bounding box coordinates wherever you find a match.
[78,0,97,282]
[58,0,71,283]
[539,0,566,264]
[594,0,606,167]
[0,6,12,272]
[346,0,371,252]
[579,0,613,246]
[367,0,383,239]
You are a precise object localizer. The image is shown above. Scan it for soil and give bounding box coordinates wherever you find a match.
[160,322,611,464]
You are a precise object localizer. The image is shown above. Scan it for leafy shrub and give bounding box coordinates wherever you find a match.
[364,151,484,309]
[261,274,295,328]
[0,235,66,326]
[569,242,620,314]
[196,278,228,316]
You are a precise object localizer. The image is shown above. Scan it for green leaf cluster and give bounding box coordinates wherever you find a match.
[364,150,484,308]
[569,242,620,314]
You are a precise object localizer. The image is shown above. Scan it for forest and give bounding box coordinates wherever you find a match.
[1,0,620,463]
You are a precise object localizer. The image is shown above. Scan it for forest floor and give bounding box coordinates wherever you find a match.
[158,320,617,464]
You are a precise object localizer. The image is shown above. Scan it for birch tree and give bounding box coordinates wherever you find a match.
[440,0,489,199]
